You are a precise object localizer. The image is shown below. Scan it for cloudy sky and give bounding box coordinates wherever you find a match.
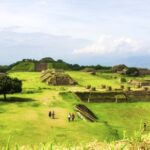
[0,0,150,67]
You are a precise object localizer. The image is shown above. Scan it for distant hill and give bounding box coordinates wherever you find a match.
[9,57,71,72]
[0,57,111,72]
[11,61,35,72]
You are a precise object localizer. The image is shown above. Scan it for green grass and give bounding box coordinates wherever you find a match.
[67,71,123,88]
[0,71,150,147]
[11,62,35,72]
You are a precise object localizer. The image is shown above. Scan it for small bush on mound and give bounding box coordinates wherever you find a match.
[86,85,91,89]
[107,86,112,91]
[101,84,106,89]
[120,85,124,89]
[91,87,96,91]
[126,87,131,91]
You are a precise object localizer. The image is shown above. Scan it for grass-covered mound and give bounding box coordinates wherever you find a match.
[11,61,35,72]
[9,58,71,72]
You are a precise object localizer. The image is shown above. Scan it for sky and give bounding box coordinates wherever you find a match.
[0,0,150,67]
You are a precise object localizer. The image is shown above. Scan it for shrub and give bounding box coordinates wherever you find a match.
[125,67,140,77]
[126,87,131,91]
[119,77,126,83]
[120,85,124,89]
[107,86,112,91]
[112,64,127,72]
[86,85,91,89]
[101,84,106,89]
[91,87,96,91]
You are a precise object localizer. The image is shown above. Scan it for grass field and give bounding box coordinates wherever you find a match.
[0,71,150,148]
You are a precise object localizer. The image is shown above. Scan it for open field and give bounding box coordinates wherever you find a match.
[0,71,150,148]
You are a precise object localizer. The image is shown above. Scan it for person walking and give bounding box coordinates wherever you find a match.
[48,111,52,118]
[52,111,55,119]
[71,113,75,121]
[144,122,147,131]
[68,113,71,122]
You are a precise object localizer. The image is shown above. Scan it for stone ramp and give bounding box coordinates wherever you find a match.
[75,104,97,122]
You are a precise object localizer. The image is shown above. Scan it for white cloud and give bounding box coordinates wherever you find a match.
[73,35,149,56]
[35,0,48,6]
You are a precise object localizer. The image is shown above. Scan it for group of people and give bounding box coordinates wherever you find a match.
[48,110,75,122]
[48,111,55,119]
[68,113,75,122]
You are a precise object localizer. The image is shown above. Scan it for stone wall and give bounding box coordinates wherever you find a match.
[35,63,48,72]
[75,91,150,103]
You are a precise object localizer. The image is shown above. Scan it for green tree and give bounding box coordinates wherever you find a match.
[125,67,139,77]
[112,64,127,72]
[0,76,22,100]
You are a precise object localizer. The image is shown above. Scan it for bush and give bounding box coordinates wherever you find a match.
[125,67,140,77]
[107,86,112,91]
[126,87,131,91]
[101,84,106,89]
[86,85,91,89]
[112,64,127,72]
[120,85,124,89]
[91,87,96,91]
[119,77,126,83]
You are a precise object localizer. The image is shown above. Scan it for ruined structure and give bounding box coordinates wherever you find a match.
[35,63,48,72]
[129,80,150,87]
[41,69,77,85]
[75,104,97,122]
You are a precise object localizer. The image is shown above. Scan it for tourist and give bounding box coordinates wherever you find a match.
[71,113,75,121]
[48,111,52,118]
[144,122,147,131]
[52,111,55,119]
[68,113,71,122]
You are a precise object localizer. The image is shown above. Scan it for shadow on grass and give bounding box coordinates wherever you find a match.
[0,97,35,103]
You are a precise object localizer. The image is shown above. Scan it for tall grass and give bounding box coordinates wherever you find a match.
[1,131,150,150]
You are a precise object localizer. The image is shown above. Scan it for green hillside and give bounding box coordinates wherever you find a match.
[0,71,150,148]
[11,61,35,72]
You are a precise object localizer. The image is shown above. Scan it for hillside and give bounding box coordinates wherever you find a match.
[0,71,150,148]
[0,57,113,72]
[9,58,71,72]
[11,61,35,72]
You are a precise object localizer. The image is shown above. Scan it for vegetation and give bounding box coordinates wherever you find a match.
[0,70,149,148]
[0,76,22,100]
[11,61,35,72]
[112,64,127,72]
[4,58,112,72]
[125,67,140,77]
[1,131,150,149]
[0,65,10,73]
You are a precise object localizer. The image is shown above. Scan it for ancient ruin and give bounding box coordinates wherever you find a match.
[41,69,77,85]
[75,104,97,122]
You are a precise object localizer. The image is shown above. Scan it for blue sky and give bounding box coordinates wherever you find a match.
[0,0,150,67]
